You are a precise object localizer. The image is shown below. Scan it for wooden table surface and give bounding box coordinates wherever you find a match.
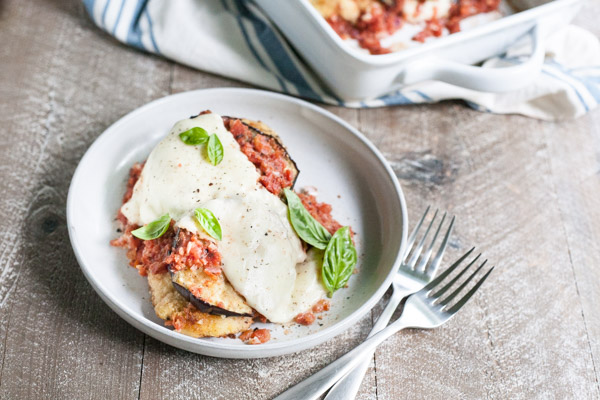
[2,1,600,399]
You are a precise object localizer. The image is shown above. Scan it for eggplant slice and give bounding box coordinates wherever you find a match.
[148,271,252,338]
[223,116,300,191]
[167,228,252,318]
[170,268,253,317]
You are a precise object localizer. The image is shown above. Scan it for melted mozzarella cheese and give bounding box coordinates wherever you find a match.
[122,113,325,323]
[403,0,451,23]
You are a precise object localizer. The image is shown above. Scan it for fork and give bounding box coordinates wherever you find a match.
[273,248,494,400]
[324,206,454,400]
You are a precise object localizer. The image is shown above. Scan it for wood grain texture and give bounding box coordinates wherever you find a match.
[358,105,600,399]
[0,0,599,399]
[0,0,169,398]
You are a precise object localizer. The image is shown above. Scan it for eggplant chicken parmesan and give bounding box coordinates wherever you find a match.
[111,111,356,344]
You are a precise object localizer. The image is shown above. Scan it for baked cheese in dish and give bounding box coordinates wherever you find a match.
[312,0,502,54]
[402,0,452,23]
[121,112,326,324]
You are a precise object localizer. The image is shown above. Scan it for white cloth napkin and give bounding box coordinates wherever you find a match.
[83,0,600,120]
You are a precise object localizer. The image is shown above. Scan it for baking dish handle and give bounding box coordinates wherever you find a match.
[400,25,544,92]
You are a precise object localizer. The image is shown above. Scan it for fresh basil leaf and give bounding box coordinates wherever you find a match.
[207,134,224,166]
[131,213,171,240]
[179,127,209,145]
[283,188,331,249]
[194,208,222,240]
[322,226,357,297]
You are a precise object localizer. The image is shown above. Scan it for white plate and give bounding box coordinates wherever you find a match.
[67,88,407,358]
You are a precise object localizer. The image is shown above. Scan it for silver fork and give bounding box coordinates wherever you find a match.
[324,206,454,400]
[274,248,494,400]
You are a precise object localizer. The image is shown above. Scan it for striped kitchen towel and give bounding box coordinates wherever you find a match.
[83,0,600,120]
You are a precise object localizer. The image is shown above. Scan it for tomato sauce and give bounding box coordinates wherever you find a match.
[298,192,343,236]
[110,165,222,277]
[239,328,271,344]
[325,0,501,53]
[165,229,222,275]
[294,312,317,325]
[223,117,296,195]
[294,300,331,325]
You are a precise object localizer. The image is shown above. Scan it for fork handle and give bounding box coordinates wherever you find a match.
[324,288,412,400]
[273,318,410,400]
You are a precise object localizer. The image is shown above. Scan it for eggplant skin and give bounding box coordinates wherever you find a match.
[170,268,253,317]
[167,228,252,318]
[148,271,252,338]
[223,116,300,191]
[240,118,300,190]
[172,282,246,317]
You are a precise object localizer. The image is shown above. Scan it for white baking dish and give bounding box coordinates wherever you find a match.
[254,0,584,101]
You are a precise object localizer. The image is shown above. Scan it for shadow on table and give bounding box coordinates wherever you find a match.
[17,159,144,351]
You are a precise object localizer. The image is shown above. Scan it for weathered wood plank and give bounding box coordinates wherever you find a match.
[0,0,171,398]
[0,0,599,398]
[545,111,600,393]
[359,104,600,399]
[545,6,600,391]
[138,315,374,400]
[170,63,254,93]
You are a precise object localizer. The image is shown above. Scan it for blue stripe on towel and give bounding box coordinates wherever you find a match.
[223,0,286,91]
[413,90,433,102]
[579,75,600,82]
[243,1,338,104]
[548,61,600,103]
[542,67,589,112]
[233,1,316,100]
[144,7,160,53]
[573,75,600,102]
[498,56,594,111]
[230,1,294,94]
[464,100,491,113]
[112,0,126,35]
[568,66,600,75]
[498,54,529,63]
[101,0,111,28]
[126,0,150,51]
[377,91,415,105]
[223,1,267,71]
[83,0,96,16]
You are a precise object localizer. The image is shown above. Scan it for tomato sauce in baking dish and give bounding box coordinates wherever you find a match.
[111,111,355,342]
[311,0,501,54]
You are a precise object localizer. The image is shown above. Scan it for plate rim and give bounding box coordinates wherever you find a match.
[66,87,408,358]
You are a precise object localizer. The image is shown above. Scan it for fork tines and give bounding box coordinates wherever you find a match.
[423,247,494,314]
[404,206,455,276]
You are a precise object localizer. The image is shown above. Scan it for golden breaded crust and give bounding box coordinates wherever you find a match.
[148,272,253,338]
[239,118,282,141]
[171,267,253,316]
